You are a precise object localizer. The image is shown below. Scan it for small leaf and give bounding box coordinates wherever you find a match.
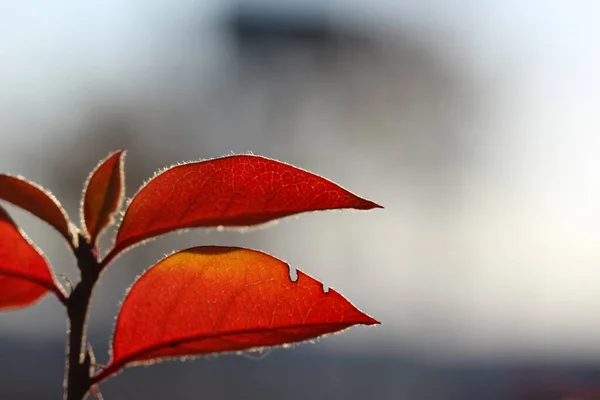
[0,205,66,309]
[81,151,125,246]
[105,155,381,264]
[0,174,73,243]
[99,246,378,380]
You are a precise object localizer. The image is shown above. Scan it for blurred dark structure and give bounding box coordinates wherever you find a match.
[224,6,373,64]
[227,7,334,53]
[3,336,600,399]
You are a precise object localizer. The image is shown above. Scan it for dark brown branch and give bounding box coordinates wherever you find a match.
[64,234,101,400]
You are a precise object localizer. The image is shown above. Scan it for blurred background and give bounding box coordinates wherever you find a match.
[1,1,600,399]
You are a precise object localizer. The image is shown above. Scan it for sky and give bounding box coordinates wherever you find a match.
[1,1,600,362]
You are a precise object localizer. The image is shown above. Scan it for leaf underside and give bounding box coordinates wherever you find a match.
[0,205,63,309]
[106,155,381,264]
[0,174,72,242]
[103,246,378,378]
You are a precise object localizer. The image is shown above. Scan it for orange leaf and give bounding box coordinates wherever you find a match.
[98,246,378,380]
[81,151,125,246]
[0,174,73,243]
[104,155,381,265]
[0,205,66,309]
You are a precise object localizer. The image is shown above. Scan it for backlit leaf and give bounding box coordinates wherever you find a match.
[0,205,66,309]
[105,155,381,264]
[81,151,125,246]
[0,174,73,243]
[98,246,378,380]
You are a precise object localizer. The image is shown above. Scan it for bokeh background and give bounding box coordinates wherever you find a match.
[1,1,600,399]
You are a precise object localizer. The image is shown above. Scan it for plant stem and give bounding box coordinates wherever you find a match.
[65,235,100,400]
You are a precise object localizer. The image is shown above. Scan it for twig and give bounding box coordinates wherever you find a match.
[64,234,101,400]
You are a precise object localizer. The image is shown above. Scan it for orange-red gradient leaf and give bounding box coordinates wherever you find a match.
[101,246,378,379]
[0,205,66,309]
[81,151,125,246]
[108,155,381,262]
[0,174,73,242]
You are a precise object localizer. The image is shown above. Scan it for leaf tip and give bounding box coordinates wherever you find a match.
[365,200,384,210]
[351,308,380,326]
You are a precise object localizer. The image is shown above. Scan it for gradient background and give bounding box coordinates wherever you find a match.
[1,1,600,399]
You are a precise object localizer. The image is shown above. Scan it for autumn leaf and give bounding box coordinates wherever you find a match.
[95,246,378,381]
[0,174,73,243]
[103,155,381,266]
[81,151,125,246]
[0,205,66,309]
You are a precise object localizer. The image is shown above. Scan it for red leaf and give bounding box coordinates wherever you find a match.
[105,155,381,265]
[0,174,73,243]
[81,151,125,246]
[97,246,378,380]
[0,205,66,309]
